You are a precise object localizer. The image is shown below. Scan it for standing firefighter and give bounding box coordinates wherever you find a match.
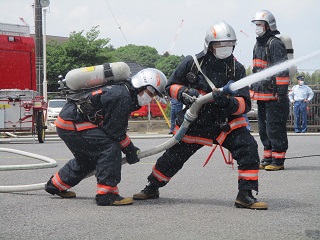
[251,10,290,171]
[45,66,167,206]
[133,21,268,210]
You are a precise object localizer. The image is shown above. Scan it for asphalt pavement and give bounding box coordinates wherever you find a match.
[0,133,320,240]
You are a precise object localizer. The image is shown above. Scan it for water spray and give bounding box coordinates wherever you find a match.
[226,49,320,92]
[28,48,320,183]
[133,48,320,163]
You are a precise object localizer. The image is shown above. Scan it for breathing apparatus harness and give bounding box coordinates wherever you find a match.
[187,55,238,167]
[253,35,284,96]
[58,77,131,126]
[190,55,237,133]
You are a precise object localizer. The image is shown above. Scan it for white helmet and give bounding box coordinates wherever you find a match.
[252,9,277,32]
[204,20,237,54]
[131,68,167,97]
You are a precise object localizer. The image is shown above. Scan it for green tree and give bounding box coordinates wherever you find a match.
[112,44,160,68]
[155,54,184,78]
[46,26,114,91]
[292,71,320,88]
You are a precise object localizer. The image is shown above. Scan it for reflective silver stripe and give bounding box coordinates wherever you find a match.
[254,95,277,100]
[229,119,247,128]
[52,175,69,190]
[276,79,290,84]
[97,187,119,194]
[272,152,285,158]
[239,172,258,178]
[181,135,212,146]
[152,169,170,182]
[54,118,74,129]
[120,135,131,147]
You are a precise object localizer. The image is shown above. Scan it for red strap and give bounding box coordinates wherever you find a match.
[203,145,234,169]
[203,144,218,167]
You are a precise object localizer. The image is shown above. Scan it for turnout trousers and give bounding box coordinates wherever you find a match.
[54,127,122,189]
[147,127,260,191]
[257,99,289,162]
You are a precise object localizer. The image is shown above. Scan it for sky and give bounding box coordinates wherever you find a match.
[1,0,319,73]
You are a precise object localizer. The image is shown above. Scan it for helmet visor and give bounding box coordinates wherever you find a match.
[211,41,236,47]
[145,86,165,102]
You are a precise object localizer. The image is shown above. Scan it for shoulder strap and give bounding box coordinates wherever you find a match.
[191,55,216,90]
[265,36,278,64]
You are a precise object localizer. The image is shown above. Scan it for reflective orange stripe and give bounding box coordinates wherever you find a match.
[120,135,131,148]
[92,89,102,95]
[173,126,213,146]
[181,135,213,146]
[272,151,286,159]
[253,59,267,69]
[233,97,246,115]
[54,116,98,131]
[263,150,272,158]
[152,166,171,182]
[170,84,183,99]
[251,92,278,101]
[238,169,259,181]
[216,117,247,145]
[276,77,290,85]
[96,184,119,195]
[174,117,247,147]
[52,172,71,191]
[216,132,227,145]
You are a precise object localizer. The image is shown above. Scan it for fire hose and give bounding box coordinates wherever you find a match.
[0,148,57,192]
[1,48,320,191]
[123,48,320,164]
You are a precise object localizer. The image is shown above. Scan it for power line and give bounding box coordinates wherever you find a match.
[104,0,128,45]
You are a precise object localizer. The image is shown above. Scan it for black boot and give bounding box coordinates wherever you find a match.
[259,158,272,169]
[235,190,268,210]
[95,193,133,206]
[45,176,76,198]
[265,158,285,171]
[133,184,159,200]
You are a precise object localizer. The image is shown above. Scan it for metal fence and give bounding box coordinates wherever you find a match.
[287,90,320,132]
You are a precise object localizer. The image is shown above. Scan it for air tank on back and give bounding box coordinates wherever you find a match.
[65,62,131,91]
[280,35,296,79]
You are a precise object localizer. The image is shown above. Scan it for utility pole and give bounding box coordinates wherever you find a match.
[34,0,43,95]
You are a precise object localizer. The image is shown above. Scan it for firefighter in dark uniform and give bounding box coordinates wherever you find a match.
[45,68,167,206]
[133,21,268,210]
[251,10,290,171]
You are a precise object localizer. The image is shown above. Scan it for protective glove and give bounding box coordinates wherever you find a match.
[212,91,231,108]
[181,88,200,105]
[122,142,140,165]
[220,80,237,95]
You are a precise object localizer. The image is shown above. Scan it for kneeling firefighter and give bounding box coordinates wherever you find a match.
[45,64,167,206]
[133,21,268,210]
